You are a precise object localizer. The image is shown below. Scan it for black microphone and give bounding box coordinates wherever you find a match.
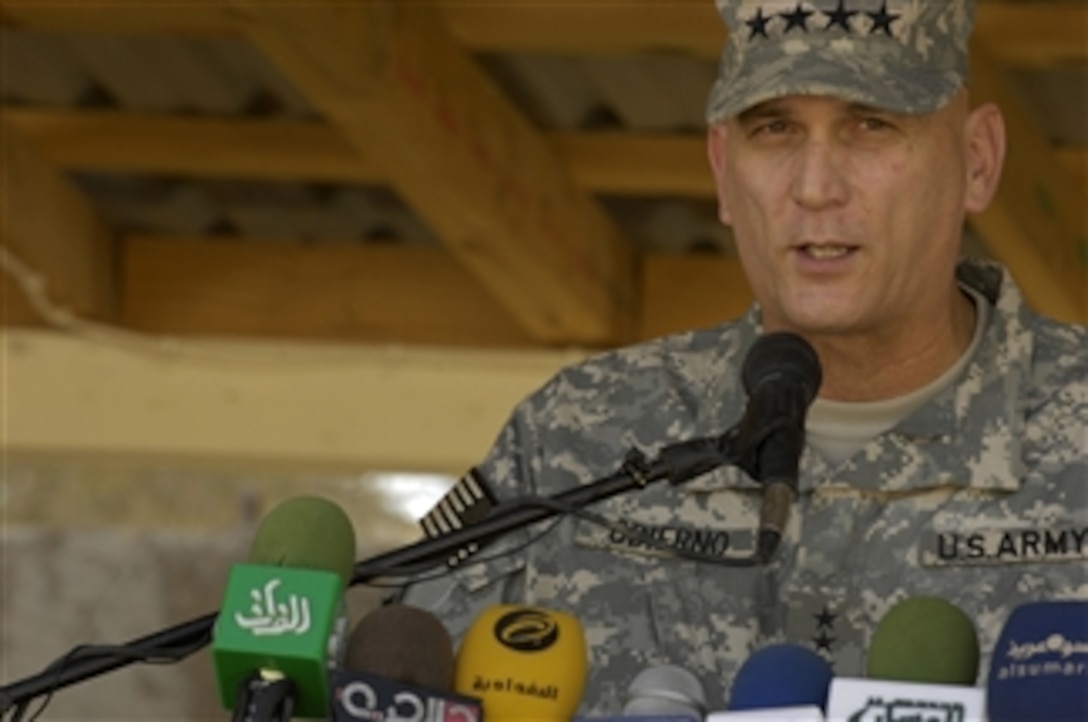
[332,603,483,721]
[740,332,821,561]
[345,602,455,691]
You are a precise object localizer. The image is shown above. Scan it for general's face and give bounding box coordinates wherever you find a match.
[707,92,998,338]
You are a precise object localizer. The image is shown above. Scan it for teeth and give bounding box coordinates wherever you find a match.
[805,245,851,259]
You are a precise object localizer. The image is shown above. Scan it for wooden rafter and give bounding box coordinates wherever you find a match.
[3,2,1085,67]
[967,41,1087,323]
[2,108,716,196]
[1,0,1084,339]
[228,1,636,345]
[1055,147,1087,187]
[120,236,750,347]
[3,110,386,183]
[446,2,1088,68]
[10,108,1086,202]
[122,236,535,347]
[2,327,574,472]
[1,124,117,327]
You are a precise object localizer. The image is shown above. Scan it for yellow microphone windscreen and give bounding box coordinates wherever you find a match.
[454,604,587,721]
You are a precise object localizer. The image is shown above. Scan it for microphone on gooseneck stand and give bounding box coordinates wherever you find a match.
[454,604,588,722]
[330,602,483,721]
[707,644,830,721]
[739,332,822,562]
[986,599,1088,722]
[826,596,986,721]
[211,495,356,722]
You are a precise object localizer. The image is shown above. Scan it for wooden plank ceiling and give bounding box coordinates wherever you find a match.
[2,1,1086,351]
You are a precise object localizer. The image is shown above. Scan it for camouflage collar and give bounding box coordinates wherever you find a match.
[687,259,1027,494]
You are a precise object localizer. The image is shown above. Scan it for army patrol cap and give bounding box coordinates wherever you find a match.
[707,0,975,122]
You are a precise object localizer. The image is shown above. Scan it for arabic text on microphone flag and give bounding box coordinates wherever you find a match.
[212,563,344,712]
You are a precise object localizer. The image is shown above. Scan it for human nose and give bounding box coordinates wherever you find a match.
[789,137,850,210]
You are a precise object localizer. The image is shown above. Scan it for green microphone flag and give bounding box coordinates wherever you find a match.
[213,564,345,718]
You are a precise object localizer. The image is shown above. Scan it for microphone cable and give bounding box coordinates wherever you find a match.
[4,476,767,721]
[375,489,764,599]
[6,632,212,722]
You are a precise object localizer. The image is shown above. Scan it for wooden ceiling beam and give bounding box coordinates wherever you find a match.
[3,108,719,195]
[1,123,117,328]
[0,3,239,36]
[122,236,536,348]
[230,0,636,345]
[443,2,1088,68]
[2,109,386,183]
[3,2,1084,68]
[2,328,578,474]
[452,2,1088,68]
[642,253,751,340]
[967,42,1087,323]
[1055,147,1087,187]
[12,109,1086,203]
[555,132,715,198]
[122,236,751,347]
[972,2,1088,68]
[441,2,725,59]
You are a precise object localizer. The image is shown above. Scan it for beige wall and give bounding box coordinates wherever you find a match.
[4,329,585,472]
[2,458,407,721]
[1,329,581,720]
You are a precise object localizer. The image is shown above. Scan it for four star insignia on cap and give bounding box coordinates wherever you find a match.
[823,0,858,31]
[745,7,773,38]
[745,0,901,40]
[867,0,900,35]
[782,3,817,32]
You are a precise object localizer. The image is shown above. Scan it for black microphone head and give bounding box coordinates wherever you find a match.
[742,331,822,404]
[345,602,455,691]
[741,331,822,561]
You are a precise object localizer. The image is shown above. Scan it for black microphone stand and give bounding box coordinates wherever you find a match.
[231,672,296,722]
[0,427,759,718]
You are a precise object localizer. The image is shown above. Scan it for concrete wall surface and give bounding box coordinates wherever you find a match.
[1,454,426,721]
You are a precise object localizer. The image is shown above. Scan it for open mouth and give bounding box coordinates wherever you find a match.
[798,244,857,260]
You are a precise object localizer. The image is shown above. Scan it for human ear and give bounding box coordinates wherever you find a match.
[707,123,734,225]
[963,102,1006,213]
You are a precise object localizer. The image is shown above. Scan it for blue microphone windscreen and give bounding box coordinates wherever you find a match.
[728,643,833,711]
[987,600,1088,722]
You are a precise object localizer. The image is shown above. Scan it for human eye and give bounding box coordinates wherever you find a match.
[857,115,896,132]
[751,118,795,137]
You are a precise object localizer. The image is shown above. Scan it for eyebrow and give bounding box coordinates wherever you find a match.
[736,102,791,124]
[736,100,899,124]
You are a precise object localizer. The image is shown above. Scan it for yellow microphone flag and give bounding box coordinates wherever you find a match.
[454,604,588,721]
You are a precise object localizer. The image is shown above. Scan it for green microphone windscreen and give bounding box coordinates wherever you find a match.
[247,495,356,586]
[866,596,979,685]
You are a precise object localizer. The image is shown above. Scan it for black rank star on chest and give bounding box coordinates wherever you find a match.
[815,606,837,630]
[812,605,838,654]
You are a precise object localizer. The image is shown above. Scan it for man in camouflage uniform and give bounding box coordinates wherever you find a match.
[406,0,1088,712]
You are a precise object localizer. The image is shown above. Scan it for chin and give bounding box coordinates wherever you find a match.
[777,305,866,336]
